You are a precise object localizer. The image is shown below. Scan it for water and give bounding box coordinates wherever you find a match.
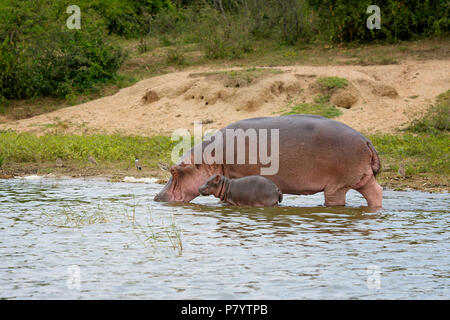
[0,177,449,299]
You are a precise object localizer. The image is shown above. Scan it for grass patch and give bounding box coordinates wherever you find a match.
[282,95,343,118]
[316,76,349,90]
[0,132,176,169]
[407,90,450,134]
[370,133,449,176]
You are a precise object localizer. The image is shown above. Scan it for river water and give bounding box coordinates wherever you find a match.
[0,177,448,299]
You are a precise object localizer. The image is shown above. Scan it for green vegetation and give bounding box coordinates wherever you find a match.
[124,208,182,253]
[40,206,110,228]
[0,1,129,101]
[316,77,349,90]
[165,47,186,65]
[370,134,449,176]
[312,0,448,43]
[282,95,343,118]
[407,90,450,134]
[0,132,176,168]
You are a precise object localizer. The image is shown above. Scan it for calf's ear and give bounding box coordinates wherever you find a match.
[213,174,221,183]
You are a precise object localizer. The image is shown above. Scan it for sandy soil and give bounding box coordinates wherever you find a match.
[1,60,449,136]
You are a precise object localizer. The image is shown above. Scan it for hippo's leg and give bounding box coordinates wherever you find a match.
[355,176,383,207]
[324,187,348,206]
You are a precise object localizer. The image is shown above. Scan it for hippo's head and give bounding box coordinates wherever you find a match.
[154,161,212,203]
[198,174,222,196]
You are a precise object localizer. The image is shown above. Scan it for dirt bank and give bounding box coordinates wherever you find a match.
[1,60,449,136]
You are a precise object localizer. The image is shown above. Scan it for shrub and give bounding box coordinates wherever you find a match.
[196,7,253,59]
[0,1,126,100]
[91,0,173,38]
[407,90,450,134]
[166,48,186,65]
[309,0,449,43]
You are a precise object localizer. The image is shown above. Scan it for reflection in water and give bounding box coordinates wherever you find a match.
[0,178,449,299]
[175,202,381,239]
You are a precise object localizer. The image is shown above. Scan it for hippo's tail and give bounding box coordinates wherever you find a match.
[367,141,381,177]
[278,189,283,203]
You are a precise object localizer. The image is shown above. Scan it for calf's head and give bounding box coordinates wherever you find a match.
[198,174,222,196]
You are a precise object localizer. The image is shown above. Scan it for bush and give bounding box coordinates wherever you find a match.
[407,90,450,134]
[250,0,317,45]
[309,0,449,43]
[196,7,253,59]
[166,48,186,65]
[91,0,173,38]
[0,1,126,100]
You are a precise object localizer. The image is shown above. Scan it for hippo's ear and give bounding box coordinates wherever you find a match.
[170,166,180,177]
[213,174,221,183]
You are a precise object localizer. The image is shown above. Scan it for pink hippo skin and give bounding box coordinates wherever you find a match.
[154,115,382,207]
[198,175,283,207]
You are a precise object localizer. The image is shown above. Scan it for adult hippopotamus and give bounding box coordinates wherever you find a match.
[154,115,382,207]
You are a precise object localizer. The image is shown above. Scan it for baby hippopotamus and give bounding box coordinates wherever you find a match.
[198,174,282,207]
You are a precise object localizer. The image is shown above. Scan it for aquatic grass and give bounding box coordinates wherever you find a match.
[40,205,110,228]
[40,198,183,253]
[122,201,183,254]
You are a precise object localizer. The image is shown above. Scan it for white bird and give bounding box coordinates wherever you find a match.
[135,158,142,170]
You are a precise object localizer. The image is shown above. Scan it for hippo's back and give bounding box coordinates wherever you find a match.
[226,114,367,141]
